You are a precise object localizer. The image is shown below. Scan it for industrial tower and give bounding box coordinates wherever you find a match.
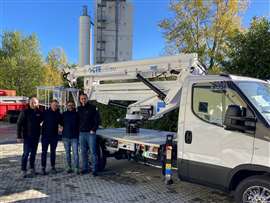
[94,0,133,64]
[79,6,91,66]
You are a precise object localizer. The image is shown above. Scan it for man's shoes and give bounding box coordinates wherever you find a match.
[21,170,27,178]
[66,167,73,174]
[75,168,80,175]
[92,171,98,177]
[42,168,47,175]
[29,168,37,177]
[51,167,57,174]
[80,169,88,175]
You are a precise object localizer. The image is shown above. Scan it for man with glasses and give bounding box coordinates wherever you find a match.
[62,101,80,174]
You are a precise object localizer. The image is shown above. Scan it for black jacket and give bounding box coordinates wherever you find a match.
[77,103,100,132]
[41,108,62,140]
[17,107,43,139]
[62,110,79,139]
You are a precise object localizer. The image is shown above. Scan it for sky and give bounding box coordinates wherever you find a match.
[0,0,269,64]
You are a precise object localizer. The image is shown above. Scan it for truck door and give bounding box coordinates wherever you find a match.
[181,81,255,188]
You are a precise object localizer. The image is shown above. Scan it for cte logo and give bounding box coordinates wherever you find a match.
[88,66,101,73]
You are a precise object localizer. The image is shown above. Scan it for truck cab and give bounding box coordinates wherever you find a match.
[178,74,270,202]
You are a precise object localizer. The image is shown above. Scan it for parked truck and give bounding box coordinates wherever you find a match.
[50,54,270,203]
[0,90,28,123]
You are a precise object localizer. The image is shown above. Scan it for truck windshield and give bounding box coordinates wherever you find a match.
[235,81,270,124]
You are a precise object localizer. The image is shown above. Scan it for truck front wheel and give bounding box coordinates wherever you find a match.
[235,175,270,203]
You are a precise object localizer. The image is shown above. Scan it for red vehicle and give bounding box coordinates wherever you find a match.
[0,96,28,122]
[0,89,16,96]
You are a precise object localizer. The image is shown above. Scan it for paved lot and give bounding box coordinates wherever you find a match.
[0,122,234,203]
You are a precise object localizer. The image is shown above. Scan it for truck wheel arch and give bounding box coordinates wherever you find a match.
[227,164,270,191]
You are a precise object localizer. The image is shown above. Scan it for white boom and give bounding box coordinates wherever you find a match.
[65,53,206,121]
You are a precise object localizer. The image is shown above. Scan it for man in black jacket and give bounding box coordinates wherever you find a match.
[62,101,80,174]
[41,99,62,175]
[78,93,100,176]
[17,96,43,178]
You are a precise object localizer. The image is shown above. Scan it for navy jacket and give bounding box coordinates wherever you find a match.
[62,110,79,139]
[41,108,62,140]
[17,107,43,139]
[77,102,100,132]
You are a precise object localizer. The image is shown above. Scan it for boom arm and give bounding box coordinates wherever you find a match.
[65,54,206,122]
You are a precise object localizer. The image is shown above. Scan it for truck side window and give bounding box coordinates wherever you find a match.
[224,88,247,118]
[192,82,247,126]
[193,83,224,125]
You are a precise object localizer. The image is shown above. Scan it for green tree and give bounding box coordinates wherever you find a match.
[46,47,67,69]
[159,0,247,71]
[0,32,44,96]
[42,64,63,86]
[223,17,270,79]
[43,48,67,86]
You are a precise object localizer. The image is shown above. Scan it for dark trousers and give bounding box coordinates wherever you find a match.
[41,138,58,169]
[21,137,39,171]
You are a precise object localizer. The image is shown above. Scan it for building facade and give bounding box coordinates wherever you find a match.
[94,0,133,64]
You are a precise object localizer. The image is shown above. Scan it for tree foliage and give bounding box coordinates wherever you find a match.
[223,17,270,79]
[0,32,44,96]
[159,0,247,70]
[46,47,67,69]
[42,64,63,86]
[43,48,66,86]
[0,32,65,96]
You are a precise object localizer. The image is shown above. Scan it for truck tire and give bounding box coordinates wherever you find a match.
[97,143,107,172]
[235,175,270,203]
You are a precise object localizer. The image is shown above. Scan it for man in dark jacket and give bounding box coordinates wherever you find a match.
[41,99,62,175]
[78,93,100,176]
[17,96,43,178]
[62,100,80,174]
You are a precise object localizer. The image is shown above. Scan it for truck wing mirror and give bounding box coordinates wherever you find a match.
[224,105,256,132]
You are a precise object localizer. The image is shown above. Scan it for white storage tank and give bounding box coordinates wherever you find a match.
[79,6,91,66]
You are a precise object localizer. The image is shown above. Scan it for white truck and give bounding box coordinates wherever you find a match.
[63,53,270,203]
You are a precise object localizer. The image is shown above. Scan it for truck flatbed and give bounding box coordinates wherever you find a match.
[97,128,176,147]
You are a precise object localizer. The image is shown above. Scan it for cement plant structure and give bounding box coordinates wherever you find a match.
[94,0,133,64]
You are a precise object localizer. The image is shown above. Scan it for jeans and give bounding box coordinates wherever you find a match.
[79,132,98,173]
[41,138,58,169]
[63,138,79,169]
[21,137,39,171]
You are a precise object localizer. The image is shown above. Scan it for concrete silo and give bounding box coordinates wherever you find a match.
[79,6,91,66]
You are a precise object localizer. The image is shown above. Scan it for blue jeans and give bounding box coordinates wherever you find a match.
[63,138,79,169]
[79,132,98,173]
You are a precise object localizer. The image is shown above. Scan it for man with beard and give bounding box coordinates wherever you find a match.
[41,99,62,175]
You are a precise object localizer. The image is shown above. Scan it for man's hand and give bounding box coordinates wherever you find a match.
[58,126,63,133]
[90,130,95,134]
[17,138,23,143]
